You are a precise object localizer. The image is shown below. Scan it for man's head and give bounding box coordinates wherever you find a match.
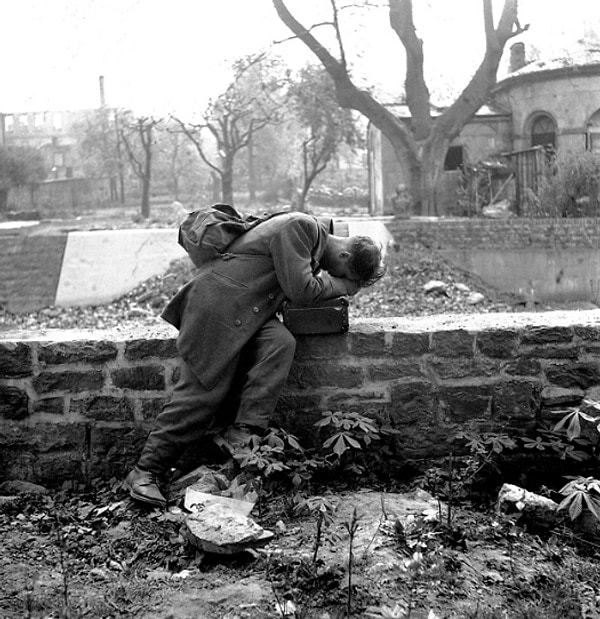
[322,235,384,287]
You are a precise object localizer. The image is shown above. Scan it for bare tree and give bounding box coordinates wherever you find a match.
[173,53,284,204]
[290,64,361,210]
[119,115,161,218]
[273,0,528,215]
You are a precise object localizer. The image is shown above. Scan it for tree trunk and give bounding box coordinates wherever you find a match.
[248,136,256,203]
[272,0,528,218]
[221,164,234,204]
[0,188,8,212]
[141,178,150,218]
[211,172,221,202]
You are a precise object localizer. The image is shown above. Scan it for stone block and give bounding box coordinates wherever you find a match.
[124,339,178,360]
[431,330,473,357]
[294,334,348,360]
[33,396,65,415]
[275,393,322,414]
[575,325,600,341]
[492,380,542,420]
[521,326,573,345]
[348,332,386,357]
[140,397,168,421]
[71,395,135,421]
[541,386,584,408]
[0,421,85,454]
[476,330,518,358]
[546,362,600,389]
[520,344,580,360]
[33,370,104,394]
[38,341,118,365]
[427,357,500,380]
[438,384,493,421]
[504,357,541,376]
[390,332,429,357]
[91,425,148,457]
[111,365,165,390]
[367,361,423,382]
[286,362,363,389]
[33,452,83,485]
[0,342,33,377]
[0,386,29,419]
[390,381,436,425]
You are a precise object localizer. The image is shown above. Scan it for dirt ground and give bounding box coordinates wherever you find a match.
[2,474,600,619]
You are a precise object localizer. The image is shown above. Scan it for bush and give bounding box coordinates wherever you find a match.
[534,150,600,217]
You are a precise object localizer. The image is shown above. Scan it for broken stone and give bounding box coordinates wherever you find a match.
[168,465,231,501]
[497,483,559,529]
[0,480,48,495]
[467,292,485,305]
[184,503,273,555]
[184,488,256,517]
[423,280,448,295]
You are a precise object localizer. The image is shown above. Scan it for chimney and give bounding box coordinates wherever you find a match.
[99,75,106,108]
[509,42,527,72]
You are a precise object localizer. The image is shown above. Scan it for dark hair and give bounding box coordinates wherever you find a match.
[348,236,385,287]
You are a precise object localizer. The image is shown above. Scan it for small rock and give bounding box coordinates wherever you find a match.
[497,483,559,529]
[0,480,48,495]
[423,280,448,295]
[467,292,485,305]
[90,567,111,580]
[455,283,470,293]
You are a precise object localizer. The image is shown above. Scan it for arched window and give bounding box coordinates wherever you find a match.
[587,109,600,152]
[531,114,556,149]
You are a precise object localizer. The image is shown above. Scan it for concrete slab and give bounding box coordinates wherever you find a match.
[55,228,186,306]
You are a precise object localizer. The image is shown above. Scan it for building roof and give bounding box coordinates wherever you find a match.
[384,102,510,120]
[495,48,600,91]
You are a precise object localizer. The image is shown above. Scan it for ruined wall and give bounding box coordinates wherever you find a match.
[386,217,600,250]
[2,311,600,486]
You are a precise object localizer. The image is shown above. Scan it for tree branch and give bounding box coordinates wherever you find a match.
[272,0,418,160]
[388,0,432,140]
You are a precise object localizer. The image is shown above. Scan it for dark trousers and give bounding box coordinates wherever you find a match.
[137,318,296,474]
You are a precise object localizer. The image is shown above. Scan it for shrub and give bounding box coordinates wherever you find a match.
[534,150,600,217]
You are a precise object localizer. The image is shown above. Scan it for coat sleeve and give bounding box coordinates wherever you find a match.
[269,217,356,304]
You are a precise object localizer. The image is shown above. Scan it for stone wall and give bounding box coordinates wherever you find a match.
[387,217,600,250]
[0,230,68,313]
[2,311,600,486]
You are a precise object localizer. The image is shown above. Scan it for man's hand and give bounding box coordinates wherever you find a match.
[340,277,361,296]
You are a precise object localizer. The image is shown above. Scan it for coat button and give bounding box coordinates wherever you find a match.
[234,319,242,326]
[253,307,260,313]
[268,293,275,301]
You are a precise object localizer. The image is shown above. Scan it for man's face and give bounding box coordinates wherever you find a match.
[325,251,358,280]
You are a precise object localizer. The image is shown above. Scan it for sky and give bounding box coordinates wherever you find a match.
[2,0,599,119]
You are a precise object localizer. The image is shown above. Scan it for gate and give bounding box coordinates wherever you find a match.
[501,146,546,215]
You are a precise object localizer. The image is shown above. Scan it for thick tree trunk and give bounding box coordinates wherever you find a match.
[221,162,234,204]
[272,0,527,218]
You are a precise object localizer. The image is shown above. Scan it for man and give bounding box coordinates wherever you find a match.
[124,211,383,507]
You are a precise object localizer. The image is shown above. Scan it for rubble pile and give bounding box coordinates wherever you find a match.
[1,242,518,332]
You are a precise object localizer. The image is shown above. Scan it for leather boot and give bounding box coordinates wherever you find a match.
[124,466,166,508]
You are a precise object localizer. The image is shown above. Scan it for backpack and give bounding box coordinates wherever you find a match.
[178,203,281,268]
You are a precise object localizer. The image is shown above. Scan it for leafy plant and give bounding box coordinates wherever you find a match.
[315,410,400,474]
[522,398,600,461]
[557,476,600,524]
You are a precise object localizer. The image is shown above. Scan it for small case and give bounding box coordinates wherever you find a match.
[281,297,349,335]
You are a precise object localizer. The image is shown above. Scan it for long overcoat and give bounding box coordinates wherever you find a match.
[162,213,355,389]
